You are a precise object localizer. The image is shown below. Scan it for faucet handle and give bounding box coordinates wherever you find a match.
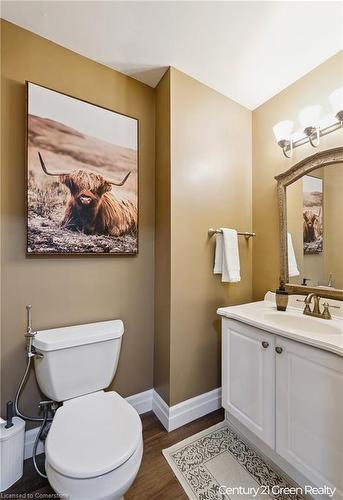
[323,302,340,309]
[322,302,340,320]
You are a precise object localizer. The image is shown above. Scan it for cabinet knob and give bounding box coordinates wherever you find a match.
[262,341,269,349]
[275,346,283,354]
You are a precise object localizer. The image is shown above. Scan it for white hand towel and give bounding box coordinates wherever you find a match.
[287,232,300,277]
[214,228,241,283]
[213,233,223,275]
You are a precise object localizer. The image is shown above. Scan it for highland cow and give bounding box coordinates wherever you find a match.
[38,152,137,237]
[303,210,320,243]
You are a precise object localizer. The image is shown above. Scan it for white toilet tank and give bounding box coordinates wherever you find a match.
[32,320,124,402]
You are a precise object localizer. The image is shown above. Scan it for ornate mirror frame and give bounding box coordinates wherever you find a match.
[275,146,343,300]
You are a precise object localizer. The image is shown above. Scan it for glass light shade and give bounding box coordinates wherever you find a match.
[273,120,294,142]
[299,105,322,129]
[329,87,343,115]
[319,113,336,129]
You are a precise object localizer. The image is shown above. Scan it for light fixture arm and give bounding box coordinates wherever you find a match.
[306,126,320,148]
[281,139,293,158]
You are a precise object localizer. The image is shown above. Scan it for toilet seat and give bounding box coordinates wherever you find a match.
[46,391,142,479]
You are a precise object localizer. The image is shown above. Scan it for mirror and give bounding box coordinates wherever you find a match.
[287,163,343,290]
[275,147,343,298]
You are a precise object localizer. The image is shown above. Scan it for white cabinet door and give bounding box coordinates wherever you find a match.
[276,336,343,498]
[222,319,275,448]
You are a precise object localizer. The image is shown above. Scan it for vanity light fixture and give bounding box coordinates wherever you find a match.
[273,86,343,158]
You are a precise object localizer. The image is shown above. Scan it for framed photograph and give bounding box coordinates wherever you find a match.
[303,174,323,254]
[26,82,138,255]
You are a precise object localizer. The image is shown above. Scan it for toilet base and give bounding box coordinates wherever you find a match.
[46,438,143,500]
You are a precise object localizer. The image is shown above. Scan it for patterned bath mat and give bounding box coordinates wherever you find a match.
[163,421,306,500]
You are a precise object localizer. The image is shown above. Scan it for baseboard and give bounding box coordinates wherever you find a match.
[152,390,170,430]
[126,389,153,414]
[153,387,222,432]
[24,387,221,459]
[24,427,44,460]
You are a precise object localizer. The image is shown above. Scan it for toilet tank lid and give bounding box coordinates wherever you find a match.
[33,320,124,351]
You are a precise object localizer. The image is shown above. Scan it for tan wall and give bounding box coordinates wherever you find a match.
[252,51,343,299]
[303,253,324,287]
[1,21,155,419]
[169,68,252,405]
[324,164,343,289]
[154,69,171,404]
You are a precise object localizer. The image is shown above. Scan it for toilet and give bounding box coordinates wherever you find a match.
[32,320,143,500]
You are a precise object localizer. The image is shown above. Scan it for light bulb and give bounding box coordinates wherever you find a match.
[299,105,322,129]
[329,87,343,121]
[273,120,294,143]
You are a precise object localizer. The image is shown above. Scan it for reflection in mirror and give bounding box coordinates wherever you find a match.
[286,163,343,290]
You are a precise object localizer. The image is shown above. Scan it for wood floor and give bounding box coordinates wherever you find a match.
[3,409,224,500]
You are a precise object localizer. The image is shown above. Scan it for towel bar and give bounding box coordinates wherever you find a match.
[208,228,256,239]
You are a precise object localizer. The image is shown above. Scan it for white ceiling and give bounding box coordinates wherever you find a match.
[1,1,342,109]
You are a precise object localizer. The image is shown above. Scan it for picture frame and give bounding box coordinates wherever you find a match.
[26,81,139,255]
[303,174,323,255]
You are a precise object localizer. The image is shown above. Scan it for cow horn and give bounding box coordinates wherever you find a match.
[108,171,131,186]
[39,151,131,186]
[38,152,69,176]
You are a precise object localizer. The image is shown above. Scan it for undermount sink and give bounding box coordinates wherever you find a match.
[263,311,341,336]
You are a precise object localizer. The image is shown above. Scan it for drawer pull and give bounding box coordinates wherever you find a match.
[275,346,283,354]
[262,341,269,349]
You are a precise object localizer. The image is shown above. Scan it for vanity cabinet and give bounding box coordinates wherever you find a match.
[276,336,343,496]
[222,320,275,447]
[222,318,343,498]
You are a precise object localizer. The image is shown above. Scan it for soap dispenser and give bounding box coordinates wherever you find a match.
[276,279,288,311]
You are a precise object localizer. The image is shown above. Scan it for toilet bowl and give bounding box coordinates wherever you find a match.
[45,391,143,500]
[32,319,143,499]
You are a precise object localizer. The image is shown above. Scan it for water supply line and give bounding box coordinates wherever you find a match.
[14,305,56,479]
[32,404,51,479]
[14,306,53,422]
[14,356,51,423]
